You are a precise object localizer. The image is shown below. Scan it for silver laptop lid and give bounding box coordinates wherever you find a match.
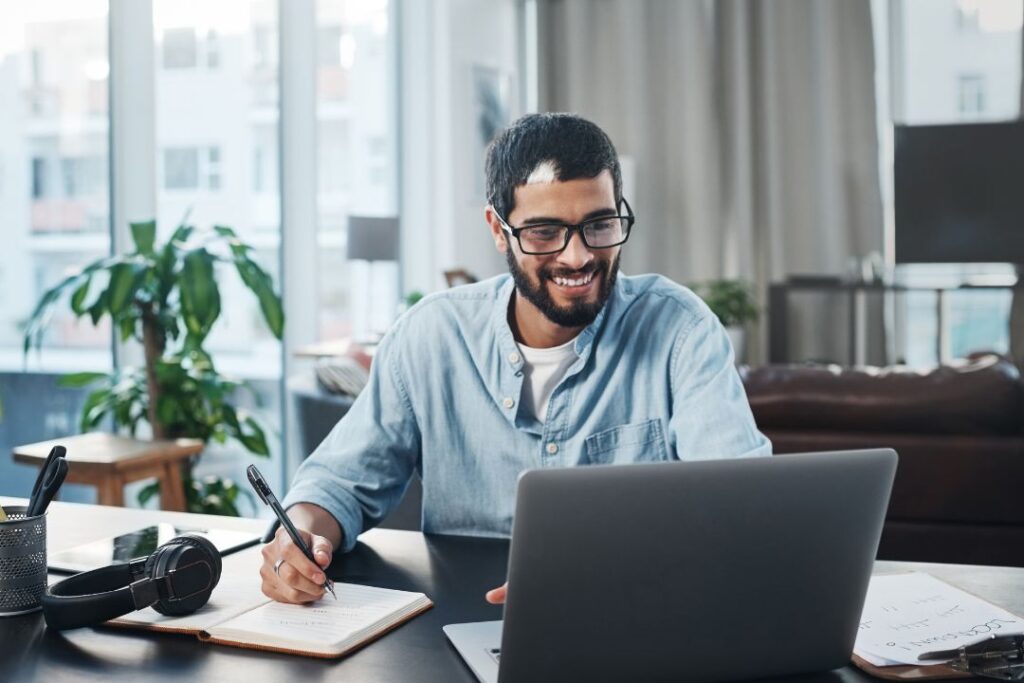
[498,449,897,683]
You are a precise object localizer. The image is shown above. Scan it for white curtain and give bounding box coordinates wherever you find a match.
[537,0,884,364]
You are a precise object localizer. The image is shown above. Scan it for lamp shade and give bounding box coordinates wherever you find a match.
[347,215,400,262]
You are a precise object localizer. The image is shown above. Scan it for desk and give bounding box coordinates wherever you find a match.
[3,498,1024,683]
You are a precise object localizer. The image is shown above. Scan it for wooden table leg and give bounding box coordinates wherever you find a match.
[96,476,125,507]
[159,461,187,512]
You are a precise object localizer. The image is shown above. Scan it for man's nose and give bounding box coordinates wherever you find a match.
[557,230,594,270]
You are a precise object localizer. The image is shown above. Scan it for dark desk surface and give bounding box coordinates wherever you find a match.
[4,497,1024,683]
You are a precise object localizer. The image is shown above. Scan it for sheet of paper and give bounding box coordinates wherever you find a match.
[855,572,1023,666]
[211,582,425,646]
[112,572,270,632]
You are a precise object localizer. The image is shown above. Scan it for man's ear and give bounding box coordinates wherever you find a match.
[485,206,509,254]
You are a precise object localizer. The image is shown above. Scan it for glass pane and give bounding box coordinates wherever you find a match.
[894,0,1023,123]
[153,0,282,502]
[0,1,111,500]
[316,0,398,342]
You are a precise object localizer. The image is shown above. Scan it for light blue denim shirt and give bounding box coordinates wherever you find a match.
[284,273,771,551]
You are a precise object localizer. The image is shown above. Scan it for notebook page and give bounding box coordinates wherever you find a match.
[208,582,428,649]
[112,572,271,632]
[855,572,1023,666]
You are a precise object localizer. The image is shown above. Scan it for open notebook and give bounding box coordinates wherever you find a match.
[109,573,432,658]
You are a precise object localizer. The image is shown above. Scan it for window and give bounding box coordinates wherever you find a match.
[154,0,283,491]
[205,146,221,190]
[957,73,986,115]
[162,27,197,69]
[891,0,1022,125]
[161,27,220,70]
[161,146,221,190]
[163,147,199,189]
[316,0,397,340]
[1,0,400,503]
[880,0,1023,366]
[1,1,112,502]
[31,157,47,198]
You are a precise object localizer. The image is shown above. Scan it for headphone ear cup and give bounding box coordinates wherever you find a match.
[149,534,222,617]
[176,533,222,583]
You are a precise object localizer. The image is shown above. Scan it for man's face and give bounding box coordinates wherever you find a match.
[492,170,621,328]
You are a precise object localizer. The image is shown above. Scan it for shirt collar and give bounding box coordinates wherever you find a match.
[491,274,620,370]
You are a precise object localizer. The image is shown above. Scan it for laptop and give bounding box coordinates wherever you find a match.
[444,448,897,683]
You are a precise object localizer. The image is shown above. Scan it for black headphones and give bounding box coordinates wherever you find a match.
[42,533,222,631]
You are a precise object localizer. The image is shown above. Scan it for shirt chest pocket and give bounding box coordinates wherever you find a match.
[585,418,668,464]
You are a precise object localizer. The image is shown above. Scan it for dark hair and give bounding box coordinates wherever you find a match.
[485,112,622,220]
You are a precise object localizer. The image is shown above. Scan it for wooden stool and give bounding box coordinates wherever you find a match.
[12,433,203,511]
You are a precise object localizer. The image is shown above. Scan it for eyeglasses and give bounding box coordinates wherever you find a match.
[494,198,635,255]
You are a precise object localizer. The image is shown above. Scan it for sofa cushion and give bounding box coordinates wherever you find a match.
[742,355,1023,435]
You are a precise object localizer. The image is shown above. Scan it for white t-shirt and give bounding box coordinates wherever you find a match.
[518,335,579,423]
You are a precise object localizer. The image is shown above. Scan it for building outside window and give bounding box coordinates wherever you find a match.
[0,0,112,502]
[883,0,1023,366]
[957,73,987,115]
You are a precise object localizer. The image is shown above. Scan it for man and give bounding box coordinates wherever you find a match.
[260,113,771,605]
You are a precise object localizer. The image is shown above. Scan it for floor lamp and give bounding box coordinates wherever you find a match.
[346,215,400,342]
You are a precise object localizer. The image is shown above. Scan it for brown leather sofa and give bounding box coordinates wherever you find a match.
[741,355,1024,568]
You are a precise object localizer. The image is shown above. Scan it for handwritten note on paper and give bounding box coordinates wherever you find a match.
[218,582,423,645]
[854,572,1023,666]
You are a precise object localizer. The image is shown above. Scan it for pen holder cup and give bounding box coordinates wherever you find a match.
[0,506,47,616]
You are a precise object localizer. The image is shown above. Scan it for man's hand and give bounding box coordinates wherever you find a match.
[260,526,334,604]
[485,582,508,604]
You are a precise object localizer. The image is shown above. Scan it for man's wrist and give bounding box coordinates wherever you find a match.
[285,502,344,550]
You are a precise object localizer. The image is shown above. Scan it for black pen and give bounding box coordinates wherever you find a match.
[246,465,337,600]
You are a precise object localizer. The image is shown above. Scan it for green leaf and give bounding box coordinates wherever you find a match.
[22,254,133,355]
[58,372,108,388]
[178,249,221,344]
[137,481,160,507]
[106,262,137,316]
[130,220,157,255]
[88,289,110,325]
[70,278,92,315]
[118,315,136,341]
[80,386,113,431]
[232,256,284,339]
[241,416,271,456]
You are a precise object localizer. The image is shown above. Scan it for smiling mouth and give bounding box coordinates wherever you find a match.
[548,270,598,293]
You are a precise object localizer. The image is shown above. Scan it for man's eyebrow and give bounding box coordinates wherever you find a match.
[519,207,618,226]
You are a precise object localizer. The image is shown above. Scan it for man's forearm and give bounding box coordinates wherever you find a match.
[286,502,345,550]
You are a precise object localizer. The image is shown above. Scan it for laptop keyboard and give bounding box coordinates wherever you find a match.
[487,647,501,663]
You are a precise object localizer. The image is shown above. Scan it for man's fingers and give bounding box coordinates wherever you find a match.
[277,561,326,598]
[260,563,322,603]
[276,528,330,584]
[485,582,508,604]
[311,535,333,568]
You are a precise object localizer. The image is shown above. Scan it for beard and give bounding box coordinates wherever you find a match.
[505,246,620,328]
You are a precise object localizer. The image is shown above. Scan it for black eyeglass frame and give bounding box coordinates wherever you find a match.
[494,197,635,255]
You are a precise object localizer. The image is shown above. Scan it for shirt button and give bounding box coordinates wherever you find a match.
[546,443,558,455]
[508,352,521,364]
[503,397,515,409]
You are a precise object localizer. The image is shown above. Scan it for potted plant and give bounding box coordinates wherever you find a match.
[690,279,758,362]
[23,219,284,515]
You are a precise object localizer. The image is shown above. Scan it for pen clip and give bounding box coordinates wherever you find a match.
[246,465,272,505]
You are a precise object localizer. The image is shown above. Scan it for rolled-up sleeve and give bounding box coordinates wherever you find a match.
[282,325,421,552]
[668,312,772,461]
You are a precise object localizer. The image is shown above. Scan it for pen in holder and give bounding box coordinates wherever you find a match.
[0,506,47,616]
